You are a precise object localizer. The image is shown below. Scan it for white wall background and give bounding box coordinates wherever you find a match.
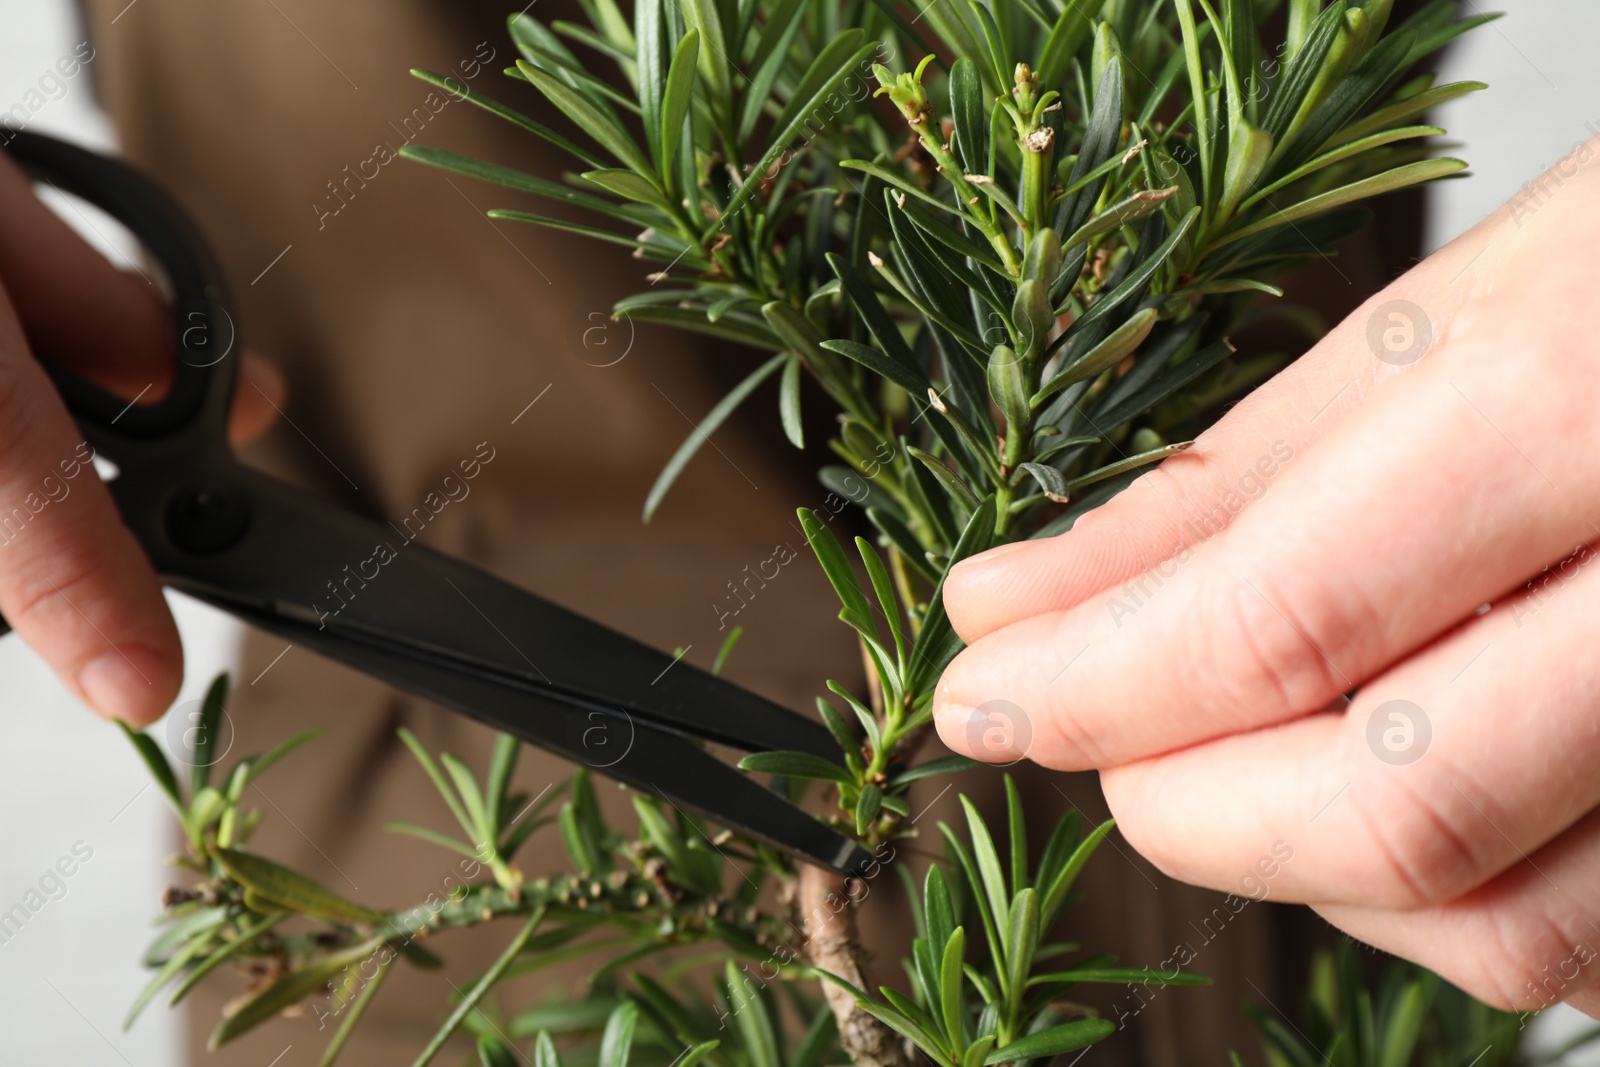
[0,0,1594,1064]
[1427,0,1600,253]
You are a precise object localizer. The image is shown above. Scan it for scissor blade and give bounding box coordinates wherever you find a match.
[205,595,876,877]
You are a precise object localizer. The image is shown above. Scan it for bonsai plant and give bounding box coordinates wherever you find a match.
[109,0,1535,1063]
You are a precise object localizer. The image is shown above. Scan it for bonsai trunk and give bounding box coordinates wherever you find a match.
[799,864,910,1067]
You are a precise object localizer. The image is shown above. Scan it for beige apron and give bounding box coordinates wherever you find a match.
[80,0,1419,1062]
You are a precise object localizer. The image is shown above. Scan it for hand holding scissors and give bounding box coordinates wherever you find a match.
[0,131,872,878]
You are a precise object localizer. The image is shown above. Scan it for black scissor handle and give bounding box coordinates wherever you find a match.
[0,129,236,445]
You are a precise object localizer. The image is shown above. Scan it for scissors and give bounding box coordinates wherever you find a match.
[0,130,875,878]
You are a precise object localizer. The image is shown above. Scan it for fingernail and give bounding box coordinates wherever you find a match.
[934,703,980,754]
[935,700,1033,763]
[79,645,168,725]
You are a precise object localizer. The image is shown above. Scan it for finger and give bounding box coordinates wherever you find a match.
[1096,541,1600,909]
[1566,985,1600,1020]
[0,145,170,393]
[0,147,281,444]
[229,352,285,446]
[0,289,181,726]
[943,153,1580,647]
[1315,804,1600,1013]
[938,152,1600,769]
[935,237,1600,772]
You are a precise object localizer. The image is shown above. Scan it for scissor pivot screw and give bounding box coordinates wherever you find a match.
[165,484,249,555]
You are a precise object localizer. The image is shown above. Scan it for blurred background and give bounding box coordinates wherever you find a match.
[0,7,238,1063]
[0,0,1595,1062]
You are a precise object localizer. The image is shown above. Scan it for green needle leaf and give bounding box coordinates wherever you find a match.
[634,0,667,164]
[1331,81,1486,147]
[679,0,731,113]
[888,757,978,787]
[960,797,1010,957]
[1028,967,1211,987]
[644,354,787,521]
[440,753,490,847]
[485,733,520,837]
[855,784,883,834]
[1037,0,1097,87]
[477,1036,520,1067]
[779,355,805,448]
[116,720,184,819]
[1067,442,1193,493]
[659,29,700,186]
[581,169,672,209]
[188,673,229,793]
[722,34,877,226]
[209,938,384,1049]
[407,70,609,170]
[737,750,852,782]
[398,727,475,838]
[211,848,385,926]
[1216,158,1467,248]
[127,927,215,1029]
[168,912,286,1009]
[246,729,322,784]
[514,60,653,176]
[1241,125,1443,213]
[713,626,745,676]
[400,145,648,226]
[411,907,547,1066]
[798,506,877,639]
[838,160,963,218]
[940,927,966,1044]
[853,1000,954,1067]
[1042,818,1117,921]
[1034,308,1158,406]
[386,821,480,858]
[320,950,395,1067]
[983,1020,1116,1063]
[948,58,989,175]
[727,961,781,1067]
[599,1001,641,1067]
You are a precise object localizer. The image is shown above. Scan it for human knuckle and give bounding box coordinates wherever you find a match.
[5,546,110,651]
[1181,572,1341,726]
[1464,909,1598,1012]
[1074,459,1207,545]
[1348,768,1486,907]
[1035,704,1101,769]
[1033,615,1105,767]
[1138,459,1223,533]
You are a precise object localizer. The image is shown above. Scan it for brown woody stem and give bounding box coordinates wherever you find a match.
[799,865,910,1067]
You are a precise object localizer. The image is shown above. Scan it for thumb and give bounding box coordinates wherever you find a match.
[0,298,181,726]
